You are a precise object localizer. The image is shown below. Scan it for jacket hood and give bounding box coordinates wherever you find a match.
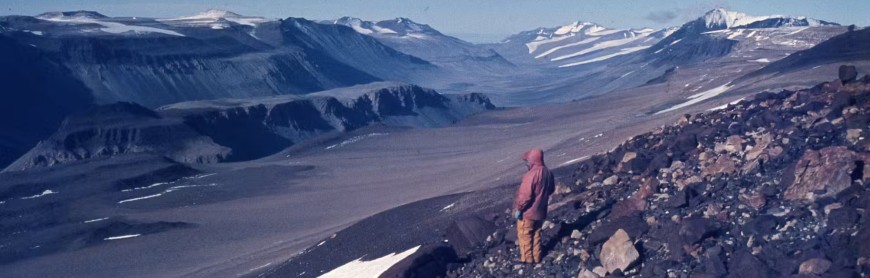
[522,148,545,168]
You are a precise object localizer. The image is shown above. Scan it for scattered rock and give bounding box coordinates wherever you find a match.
[798,258,832,275]
[592,266,607,277]
[702,155,737,177]
[603,175,619,186]
[847,128,862,144]
[622,152,637,164]
[579,268,600,278]
[600,229,639,274]
[571,229,583,239]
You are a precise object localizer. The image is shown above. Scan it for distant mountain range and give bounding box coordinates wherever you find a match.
[0,8,865,169]
[492,8,839,68]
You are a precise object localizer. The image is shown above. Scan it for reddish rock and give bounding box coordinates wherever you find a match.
[702,155,737,177]
[784,146,861,201]
[745,133,772,161]
[798,258,832,275]
[600,229,639,274]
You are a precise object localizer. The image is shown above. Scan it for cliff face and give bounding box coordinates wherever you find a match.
[161,83,495,161]
[5,83,495,171]
[3,102,231,171]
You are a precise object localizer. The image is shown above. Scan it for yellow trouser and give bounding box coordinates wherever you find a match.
[516,219,542,263]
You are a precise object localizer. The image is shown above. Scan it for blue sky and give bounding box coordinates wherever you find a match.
[1,0,867,42]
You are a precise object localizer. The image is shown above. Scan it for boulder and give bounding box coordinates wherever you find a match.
[839,65,858,84]
[600,229,639,274]
[798,258,832,275]
[783,146,861,201]
[445,216,496,258]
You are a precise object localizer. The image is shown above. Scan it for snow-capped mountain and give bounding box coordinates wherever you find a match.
[487,8,847,106]
[159,9,272,29]
[329,17,513,71]
[645,8,841,64]
[491,21,675,67]
[699,8,838,30]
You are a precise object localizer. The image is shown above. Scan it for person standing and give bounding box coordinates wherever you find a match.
[513,148,555,264]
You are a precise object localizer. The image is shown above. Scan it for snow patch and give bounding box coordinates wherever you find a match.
[83,217,110,223]
[708,97,746,111]
[319,246,420,278]
[551,36,643,62]
[40,16,185,37]
[534,37,600,59]
[749,58,770,63]
[118,193,164,204]
[21,190,58,199]
[656,83,734,114]
[105,234,140,241]
[119,183,217,204]
[559,45,650,67]
[560,156,590,166]
[441,203,456,211]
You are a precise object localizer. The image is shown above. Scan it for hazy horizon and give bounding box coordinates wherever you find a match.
[1,0,868,43]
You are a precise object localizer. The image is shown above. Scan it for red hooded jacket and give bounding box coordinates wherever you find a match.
[514,148,555,221]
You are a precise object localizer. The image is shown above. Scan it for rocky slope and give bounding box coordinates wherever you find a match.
[4,83,494,171]
[442,67,869,277]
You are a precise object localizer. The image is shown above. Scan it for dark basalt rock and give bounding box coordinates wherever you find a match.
[839,65,858,84]
[445,216,496,259]
[381,244,459,278]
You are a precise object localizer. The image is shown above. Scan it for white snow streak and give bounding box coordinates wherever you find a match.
[118,193,164,204]
[708,97,746,111]
[560,156,590,167]
[83,217,110,223]
[325,133,389,150]
[559,45,650,67]
[551,36,642,62]
[441,203,456,211]
[118,183,217,204]
[40,16,185,37]
[21,190,58,199]
[104,234,141,241]
[534,37,600,59]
